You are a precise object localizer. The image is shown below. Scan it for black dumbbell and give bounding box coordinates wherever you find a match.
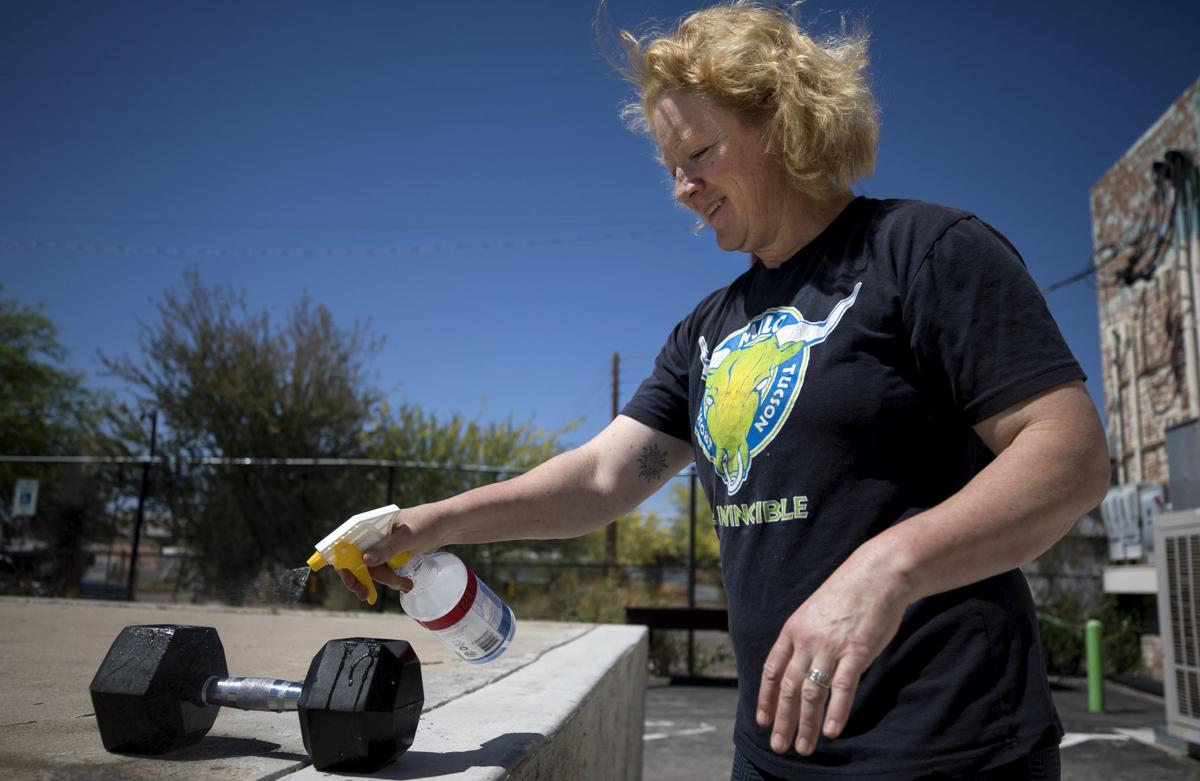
[88,624,423,772]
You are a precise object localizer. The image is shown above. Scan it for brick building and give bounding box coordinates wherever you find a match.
[1093,79,1200,488]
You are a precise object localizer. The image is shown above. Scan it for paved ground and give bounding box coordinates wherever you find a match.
[644,679,738,780]
[643,676,1200,780]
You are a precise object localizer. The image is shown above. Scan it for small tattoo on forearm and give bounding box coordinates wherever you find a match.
[637,443,668,482]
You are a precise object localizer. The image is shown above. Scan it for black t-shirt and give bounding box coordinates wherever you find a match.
[622,197,1080,778]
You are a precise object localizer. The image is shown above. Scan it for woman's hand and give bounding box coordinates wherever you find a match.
[755,545,910,756]
[337,565,413,600]
[336,507,441,601]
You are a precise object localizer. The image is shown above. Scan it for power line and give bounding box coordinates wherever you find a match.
[1,227,686,258]
[1041,265,1097,295]
[0,214,681,232]
[0,34,590,81]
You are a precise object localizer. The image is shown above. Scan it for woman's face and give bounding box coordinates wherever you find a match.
[653,90,798,260]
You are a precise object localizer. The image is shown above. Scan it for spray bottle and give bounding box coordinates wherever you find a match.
[306,505,516,664]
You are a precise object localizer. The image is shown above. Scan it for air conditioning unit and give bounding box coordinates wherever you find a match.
[1154,508,1200,744]
[1102,484,1166,563]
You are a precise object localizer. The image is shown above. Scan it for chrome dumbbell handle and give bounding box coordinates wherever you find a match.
[202,676,303,712]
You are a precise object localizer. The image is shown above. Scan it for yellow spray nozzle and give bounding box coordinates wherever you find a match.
[307,524,412,606]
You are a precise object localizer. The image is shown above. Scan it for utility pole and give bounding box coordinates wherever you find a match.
[607,352,619,574]
[128,409,157,601]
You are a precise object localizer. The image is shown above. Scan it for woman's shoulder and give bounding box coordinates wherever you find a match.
[855,197,998,263]
[863,197,976,236]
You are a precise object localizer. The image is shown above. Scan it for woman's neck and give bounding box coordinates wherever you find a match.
[754,192,856,269]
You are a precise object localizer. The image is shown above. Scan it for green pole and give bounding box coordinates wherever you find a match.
[1086,619,1105,713]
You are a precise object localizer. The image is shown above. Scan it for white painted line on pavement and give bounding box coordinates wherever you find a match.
[1113,727,1159,747]
[645,723,718,741]
[1060,732,1131,748]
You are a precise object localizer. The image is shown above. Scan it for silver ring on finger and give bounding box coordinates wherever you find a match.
[807,668,832,689]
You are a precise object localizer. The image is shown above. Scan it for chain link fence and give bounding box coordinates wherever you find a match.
[0,456,723,611]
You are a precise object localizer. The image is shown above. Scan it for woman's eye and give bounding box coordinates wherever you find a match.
[690,146,710,161]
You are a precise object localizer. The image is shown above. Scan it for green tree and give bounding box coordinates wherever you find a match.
[102,270,383,594]
[362,403,579,568]
[577,510,673,565]
[0,285,114,594]
[0,286,101,456]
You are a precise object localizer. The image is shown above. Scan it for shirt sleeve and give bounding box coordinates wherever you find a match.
[903,216,1085,424]
[621,314,695,443]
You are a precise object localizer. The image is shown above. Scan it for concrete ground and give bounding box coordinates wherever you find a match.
[642,676,1200,780]
[643,679,738,780]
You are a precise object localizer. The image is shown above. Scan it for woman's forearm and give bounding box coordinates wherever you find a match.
[374,415,696,556]
[419,448,625,546]
[853,384,1110,608]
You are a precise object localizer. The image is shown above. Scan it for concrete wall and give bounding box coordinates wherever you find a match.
[289,624,650,781]
[504,625,647,781]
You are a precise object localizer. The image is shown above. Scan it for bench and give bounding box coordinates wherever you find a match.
[624,606,728,631]
[624,607,730,681]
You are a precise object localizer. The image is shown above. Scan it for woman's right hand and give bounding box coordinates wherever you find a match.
[337,566,415,599]
[337,506,439,600]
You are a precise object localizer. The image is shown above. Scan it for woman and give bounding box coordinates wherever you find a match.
[346,4,1109,778]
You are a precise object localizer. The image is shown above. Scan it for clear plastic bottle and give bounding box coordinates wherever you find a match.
[396,552,516,665]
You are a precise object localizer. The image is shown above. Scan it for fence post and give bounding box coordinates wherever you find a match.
[375,465,398,614]
[1086,618,1105,713]
[127,410,157,601]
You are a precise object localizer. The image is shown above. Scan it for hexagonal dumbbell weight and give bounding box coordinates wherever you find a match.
[88,625,423,772]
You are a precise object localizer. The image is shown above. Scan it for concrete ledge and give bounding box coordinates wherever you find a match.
[292,624,648,780]
[0,598,647,780]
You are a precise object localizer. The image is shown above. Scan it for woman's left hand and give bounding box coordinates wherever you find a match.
[755,545,910,756]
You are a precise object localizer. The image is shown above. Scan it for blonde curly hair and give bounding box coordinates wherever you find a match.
[619,2,878,201]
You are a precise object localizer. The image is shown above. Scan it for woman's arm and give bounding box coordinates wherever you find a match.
[756,379,1110,756]
[340,414,695,597]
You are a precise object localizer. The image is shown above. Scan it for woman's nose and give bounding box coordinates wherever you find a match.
[674,166,701,203]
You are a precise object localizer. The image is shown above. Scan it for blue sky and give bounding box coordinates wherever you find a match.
[3,0,1200,466]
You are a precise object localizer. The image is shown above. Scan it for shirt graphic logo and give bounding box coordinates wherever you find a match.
[694,283,861,496]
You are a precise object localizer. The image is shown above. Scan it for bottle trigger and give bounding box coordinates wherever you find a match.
[333,541,378,605]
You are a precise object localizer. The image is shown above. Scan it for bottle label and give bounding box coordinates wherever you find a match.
[417,569,513,663]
